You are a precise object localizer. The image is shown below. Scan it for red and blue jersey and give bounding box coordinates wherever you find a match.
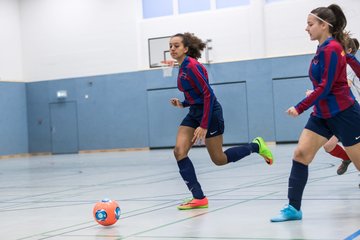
[177,56,215,129]
[295,37,354,118]
[346,53,360,78]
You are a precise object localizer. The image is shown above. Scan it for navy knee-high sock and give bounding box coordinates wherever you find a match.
[224,143,259,163]
[288,160,308,211]
[177,157,205,199]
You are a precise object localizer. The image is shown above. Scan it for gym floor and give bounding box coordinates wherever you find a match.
[1,143,359,240]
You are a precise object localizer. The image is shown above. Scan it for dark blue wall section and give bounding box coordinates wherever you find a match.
[27,73,149,153]
[271,54,313,78]
[26,81,51,153]
[0,82,28,155]
[244,59,275,140]
[273,77,312,141]
[77,72,149,150]
[147,87,186,148]
[270,54,314,142]
[211,82,249,143]
[2,53,322,156]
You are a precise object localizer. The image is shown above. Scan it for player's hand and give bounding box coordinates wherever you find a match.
[170,98,183,108]
[305,89,313,97]
[286,106,299,117]
[192,127,207,145]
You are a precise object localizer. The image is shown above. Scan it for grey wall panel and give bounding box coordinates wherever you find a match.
[212,82,249,144]
[206,62,247,84]
[271,54,313,79]
[27,73,149,153]
[244,59,275,141]
[0,82,28,155]
[145,68,177,90]
[147,88,186,148]
[75,73,149,150]
[27,101,52,152]
[273,77,312,142]
[271,54,314,142]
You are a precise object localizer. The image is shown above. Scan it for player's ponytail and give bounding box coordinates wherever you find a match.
[327,4,347,50]
[311,4,347,50]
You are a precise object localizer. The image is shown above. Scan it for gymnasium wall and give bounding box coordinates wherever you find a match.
[26,73,149,154]
[0,0,22,82]
[264,0,360,57]
[4,0,359,82]
[24,53,314,154]
[2,52,359,156]
[18,0,140,82]
[0,82,28,156]
[1,0,360,156]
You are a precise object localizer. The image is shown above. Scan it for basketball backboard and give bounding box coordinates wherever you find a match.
[148,35,213,68]
[148,36,175,68]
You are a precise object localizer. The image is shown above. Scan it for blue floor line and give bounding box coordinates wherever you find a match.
[344,229,360,240]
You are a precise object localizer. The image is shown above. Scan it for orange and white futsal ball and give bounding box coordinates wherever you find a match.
[93,199,121,226]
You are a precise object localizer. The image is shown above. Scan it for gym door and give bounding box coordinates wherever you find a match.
[50,101,79,154]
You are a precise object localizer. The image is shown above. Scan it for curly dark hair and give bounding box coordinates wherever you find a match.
[171,32,206,59]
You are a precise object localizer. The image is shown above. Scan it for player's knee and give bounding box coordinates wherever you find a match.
[293,147,313,163]
[293,148,304,160]
[209,155,227,166]
[173,147,186,160]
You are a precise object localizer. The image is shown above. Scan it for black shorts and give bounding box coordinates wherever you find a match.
[180,100,224,138]
[305,102,360,147]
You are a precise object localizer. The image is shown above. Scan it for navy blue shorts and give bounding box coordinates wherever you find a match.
[180,100,224,138]
[305,102,360,146]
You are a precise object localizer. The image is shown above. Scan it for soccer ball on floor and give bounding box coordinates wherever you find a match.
[93,199,121,226]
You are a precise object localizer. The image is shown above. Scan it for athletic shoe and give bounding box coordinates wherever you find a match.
[252,137,274,165]
[337,160,351,175]
[270,204,302,222]
[177,197,208,210]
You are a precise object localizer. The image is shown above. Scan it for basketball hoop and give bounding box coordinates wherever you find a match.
[160,60,176,77]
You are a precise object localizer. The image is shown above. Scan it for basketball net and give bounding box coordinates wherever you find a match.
[160,60,176,77]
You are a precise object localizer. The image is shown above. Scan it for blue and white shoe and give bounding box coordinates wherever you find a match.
[270,204,302,222]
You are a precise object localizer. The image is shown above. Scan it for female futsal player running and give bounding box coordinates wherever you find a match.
[347,38,360,101]
[314,37,360,175]
[271,4,360,222]
[169,32,274,210]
